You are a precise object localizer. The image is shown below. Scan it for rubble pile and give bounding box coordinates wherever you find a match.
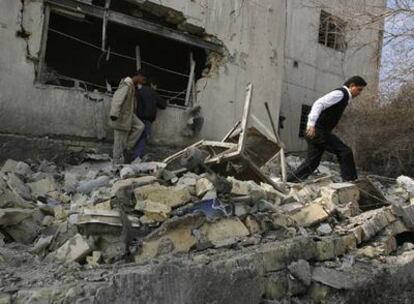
[2,154,414,303]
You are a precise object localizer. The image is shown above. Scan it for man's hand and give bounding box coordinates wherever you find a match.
[305,126,316,138]
[110,116,118,121]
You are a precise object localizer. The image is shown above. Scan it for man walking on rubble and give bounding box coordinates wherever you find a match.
[287,76,367,183]
[109,72,145,164]
[132,72,166,160]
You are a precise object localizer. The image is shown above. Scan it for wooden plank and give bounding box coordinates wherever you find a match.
[184,52,196,106]
[237,83,253,154]
[101,0,111,50]
[45,0,222,52]
[37,5,51,83]
[135,45,141,71]
[202,141,237,149]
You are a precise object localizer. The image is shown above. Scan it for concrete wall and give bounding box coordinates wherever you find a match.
[0,0,286,148]
[280,0,386,152]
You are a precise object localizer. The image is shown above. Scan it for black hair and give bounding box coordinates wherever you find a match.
[344,76,367,87]
[134,69,147,77]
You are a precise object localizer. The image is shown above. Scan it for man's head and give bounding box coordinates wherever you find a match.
[132,69,147,86]
[344,76,367,98]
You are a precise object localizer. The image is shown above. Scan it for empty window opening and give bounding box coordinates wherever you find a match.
[395,232,414,247]
[39,6,209,107]
[318,10,347,52]
[298,104,311,138]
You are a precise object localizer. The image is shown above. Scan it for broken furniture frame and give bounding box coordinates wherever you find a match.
[163,84,287,197]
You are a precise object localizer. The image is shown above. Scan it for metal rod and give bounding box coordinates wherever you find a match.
[264,102,287,182]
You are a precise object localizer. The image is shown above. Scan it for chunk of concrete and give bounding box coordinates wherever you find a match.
[86,251,102,266]
[76,209,140,230]
[120,162,166,179]
[111,176,157,197]
[135,200,172,222]
[0,208,33,226]
[55,233,92,263]
[94,200,112,211]
[1,159,32,177]
[135,214,205,264]
[291,203,329,227]
[30,235,54,254]
[264,271,288,301]
[195,178,215,197]
[6,173,32,200]
[244,216,261,234]
[317,223,333,236]
[227,177,250,196]
[397,175,414,195]
[288,259,312,286]
[321,182,360,206]
[28,177,58,198]
[312,267,355,290]
[134,184,192,208]
[77,176,110,194]
[200,217,249,248]
[5,216,42,244]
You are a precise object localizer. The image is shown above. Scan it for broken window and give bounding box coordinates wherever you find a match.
[318,10,347,52]
[37,1,218,107]
[298,104,311,138]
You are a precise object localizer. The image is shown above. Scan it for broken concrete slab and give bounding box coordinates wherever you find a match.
[195,177,214,197]
[0,208,33,226]
[1,159,32,177]
[200,217,249,248]
[312,267,356,290]
[290,203,330,227]
[120,162,166,179]
[28,177,58,198]
[228,177,251,196]
[111,176,157,197]
[135,200,172,222]
[76,209,140,233]
[317,223,333,236]
[288,259,312,286]
[134,184,192,208]
[55,233,92,263]
[86,251,102,266]
[6,173,32,201]
[135,214,205,264]
[77,175,111,194]
[30,235,54,254]
[321,182,360,206]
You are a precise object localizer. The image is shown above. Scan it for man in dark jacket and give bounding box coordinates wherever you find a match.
[132,73,167,160]
[287,76,367,183]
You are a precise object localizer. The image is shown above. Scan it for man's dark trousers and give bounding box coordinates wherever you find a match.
[287,129,357,182]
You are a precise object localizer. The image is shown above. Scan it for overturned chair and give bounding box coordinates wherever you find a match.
[163,84,287,197]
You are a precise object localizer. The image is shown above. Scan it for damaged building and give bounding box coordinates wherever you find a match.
[0,0,385,157]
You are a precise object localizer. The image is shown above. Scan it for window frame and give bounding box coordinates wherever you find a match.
[318,10,347,52]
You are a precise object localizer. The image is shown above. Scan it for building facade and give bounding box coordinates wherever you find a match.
[0,0,385,154]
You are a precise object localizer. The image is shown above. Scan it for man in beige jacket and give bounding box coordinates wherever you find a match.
[109,72,145,164]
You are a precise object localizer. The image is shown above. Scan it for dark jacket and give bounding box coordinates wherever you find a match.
[316,87,350,132]
[135,86,166,122]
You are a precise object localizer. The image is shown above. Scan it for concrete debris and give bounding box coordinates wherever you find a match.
[134,184,192,208]
[1,153,414,303]
[317,223,333,235]
[54,233,92,263]
[200,217,250,248]
[0,208,33,226]
[288,259,312,286]
[28,177,58,198]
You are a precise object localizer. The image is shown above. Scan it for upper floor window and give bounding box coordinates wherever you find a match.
[318,10,347,52]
